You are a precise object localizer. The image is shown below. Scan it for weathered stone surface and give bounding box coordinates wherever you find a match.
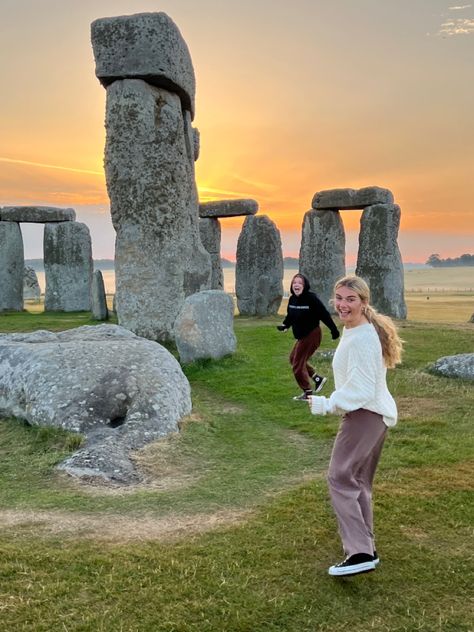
[23,266,41,300]
[356,203,407,319]
[236,215,283,316]
[174,290,236,363]
[44,222,93,312]
[0,324,192,484]
[429,354,474,380]
[0,222,24,311]
[312,187,394,210]
[199,218,223,290]
[0,206,75,223]
[105,79,210,341]
[299,209,345,311]
[199,199,258,218]
[193,127,200,161]
[91,12,196,118]
[91,270,109,320]
[469,313,474,323]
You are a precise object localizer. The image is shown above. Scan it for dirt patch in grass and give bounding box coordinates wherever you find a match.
[0,507,253,543]
[397,396,448,420]
[379,460,473,497]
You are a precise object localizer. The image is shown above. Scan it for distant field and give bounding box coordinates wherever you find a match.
[404,266,474,292]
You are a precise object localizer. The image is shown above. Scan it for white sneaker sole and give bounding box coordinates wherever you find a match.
[328,560,376,576]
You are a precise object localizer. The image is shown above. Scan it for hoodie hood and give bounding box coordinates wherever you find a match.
[290,273,311,296]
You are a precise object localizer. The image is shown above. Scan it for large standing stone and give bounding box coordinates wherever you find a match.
[312,186,394,210]
[104,79,210,340]
[174,290,236,363]
[236,215,283,316]
[356,204,407,319]
[0,324,191,484]
[91,12,196,117]
[0,222,24,312]
[299,209,346,310]
[199,218,223,289]
[44,222,93,312]
[91,270,109,320]
[0,206,75,222]
[23,266,41,300]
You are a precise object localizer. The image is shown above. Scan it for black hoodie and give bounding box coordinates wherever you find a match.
[282,274,339,340]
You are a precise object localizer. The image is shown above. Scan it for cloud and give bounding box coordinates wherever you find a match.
[438,17,474,35]
[0,157,103,176]
[448,4,472,10]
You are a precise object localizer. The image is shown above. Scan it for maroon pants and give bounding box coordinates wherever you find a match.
[289,326,322,391]
[327,409,387,557]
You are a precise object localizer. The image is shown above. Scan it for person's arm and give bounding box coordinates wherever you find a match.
[309,345,377,415]
[278,298,293,331]
[313,296,340,339]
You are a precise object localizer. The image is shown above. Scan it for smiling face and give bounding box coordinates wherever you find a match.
[291,275,305,296]
[334,285,368,328]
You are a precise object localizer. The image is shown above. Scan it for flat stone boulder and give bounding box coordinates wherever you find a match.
[0,206,75,222]
[174,290,236,363]
[312,187,394,210]
[199,199,258,218]
[0,324,191,484]
[91,12,196,118]
[23,266,41,300]
[429,354,474,380]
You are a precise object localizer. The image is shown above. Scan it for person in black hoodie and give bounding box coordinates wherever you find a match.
[277,273,340,400]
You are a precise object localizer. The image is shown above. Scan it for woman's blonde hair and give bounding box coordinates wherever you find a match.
[334,275,403,368]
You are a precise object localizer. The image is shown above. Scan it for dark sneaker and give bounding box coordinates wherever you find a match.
[312,374,327,393]
[373,551,380,566]
[292,390,313,401]
[328,553,376,577]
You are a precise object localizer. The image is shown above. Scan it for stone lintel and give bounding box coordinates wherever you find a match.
[199,199,258,218]
[91,12,196,118]
[312,186,394,210]
[0,206,76,223]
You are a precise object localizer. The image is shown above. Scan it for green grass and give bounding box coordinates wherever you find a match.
[0,311,473,631]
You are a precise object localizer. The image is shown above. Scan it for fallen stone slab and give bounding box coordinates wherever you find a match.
[91,12,196,118]
[311,186,394,210]
[199,199,258,218]
[429,353,474,380]
[0,206,75,222]
[0,324,192,484]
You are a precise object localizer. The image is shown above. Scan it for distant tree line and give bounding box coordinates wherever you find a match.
[426,253,474,267]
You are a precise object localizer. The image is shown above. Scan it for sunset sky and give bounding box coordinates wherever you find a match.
[1,0,473,263]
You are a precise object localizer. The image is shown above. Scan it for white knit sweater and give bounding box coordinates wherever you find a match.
[310,322,398,427]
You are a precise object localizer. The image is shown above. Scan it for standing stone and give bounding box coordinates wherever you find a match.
[0,222,24,311]
[174,290,236,363]
[199,218,223,289]
[91,270,109,320]
[236,215,283,316]
[104,79,211,340]
[92,13,211,341]
[299,209,346,310]
[44,222,93,312]
[23,266,41,300]
[356,204,407,319]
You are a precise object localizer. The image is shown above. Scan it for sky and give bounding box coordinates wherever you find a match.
[1,0,473,264]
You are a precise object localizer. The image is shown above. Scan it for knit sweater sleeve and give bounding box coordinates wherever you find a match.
[310,339,378,416]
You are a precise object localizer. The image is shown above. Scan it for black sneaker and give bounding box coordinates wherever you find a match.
[312,374,327,393]
[292,390,313,401]
[328,553,376,577]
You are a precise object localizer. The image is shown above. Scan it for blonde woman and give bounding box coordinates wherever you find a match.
[308,275,403,577]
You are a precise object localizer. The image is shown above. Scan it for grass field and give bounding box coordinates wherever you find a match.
[0,304,473,631]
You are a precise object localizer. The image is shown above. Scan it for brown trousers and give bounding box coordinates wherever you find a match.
[327,408,387,557]
[289,326,322,391]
